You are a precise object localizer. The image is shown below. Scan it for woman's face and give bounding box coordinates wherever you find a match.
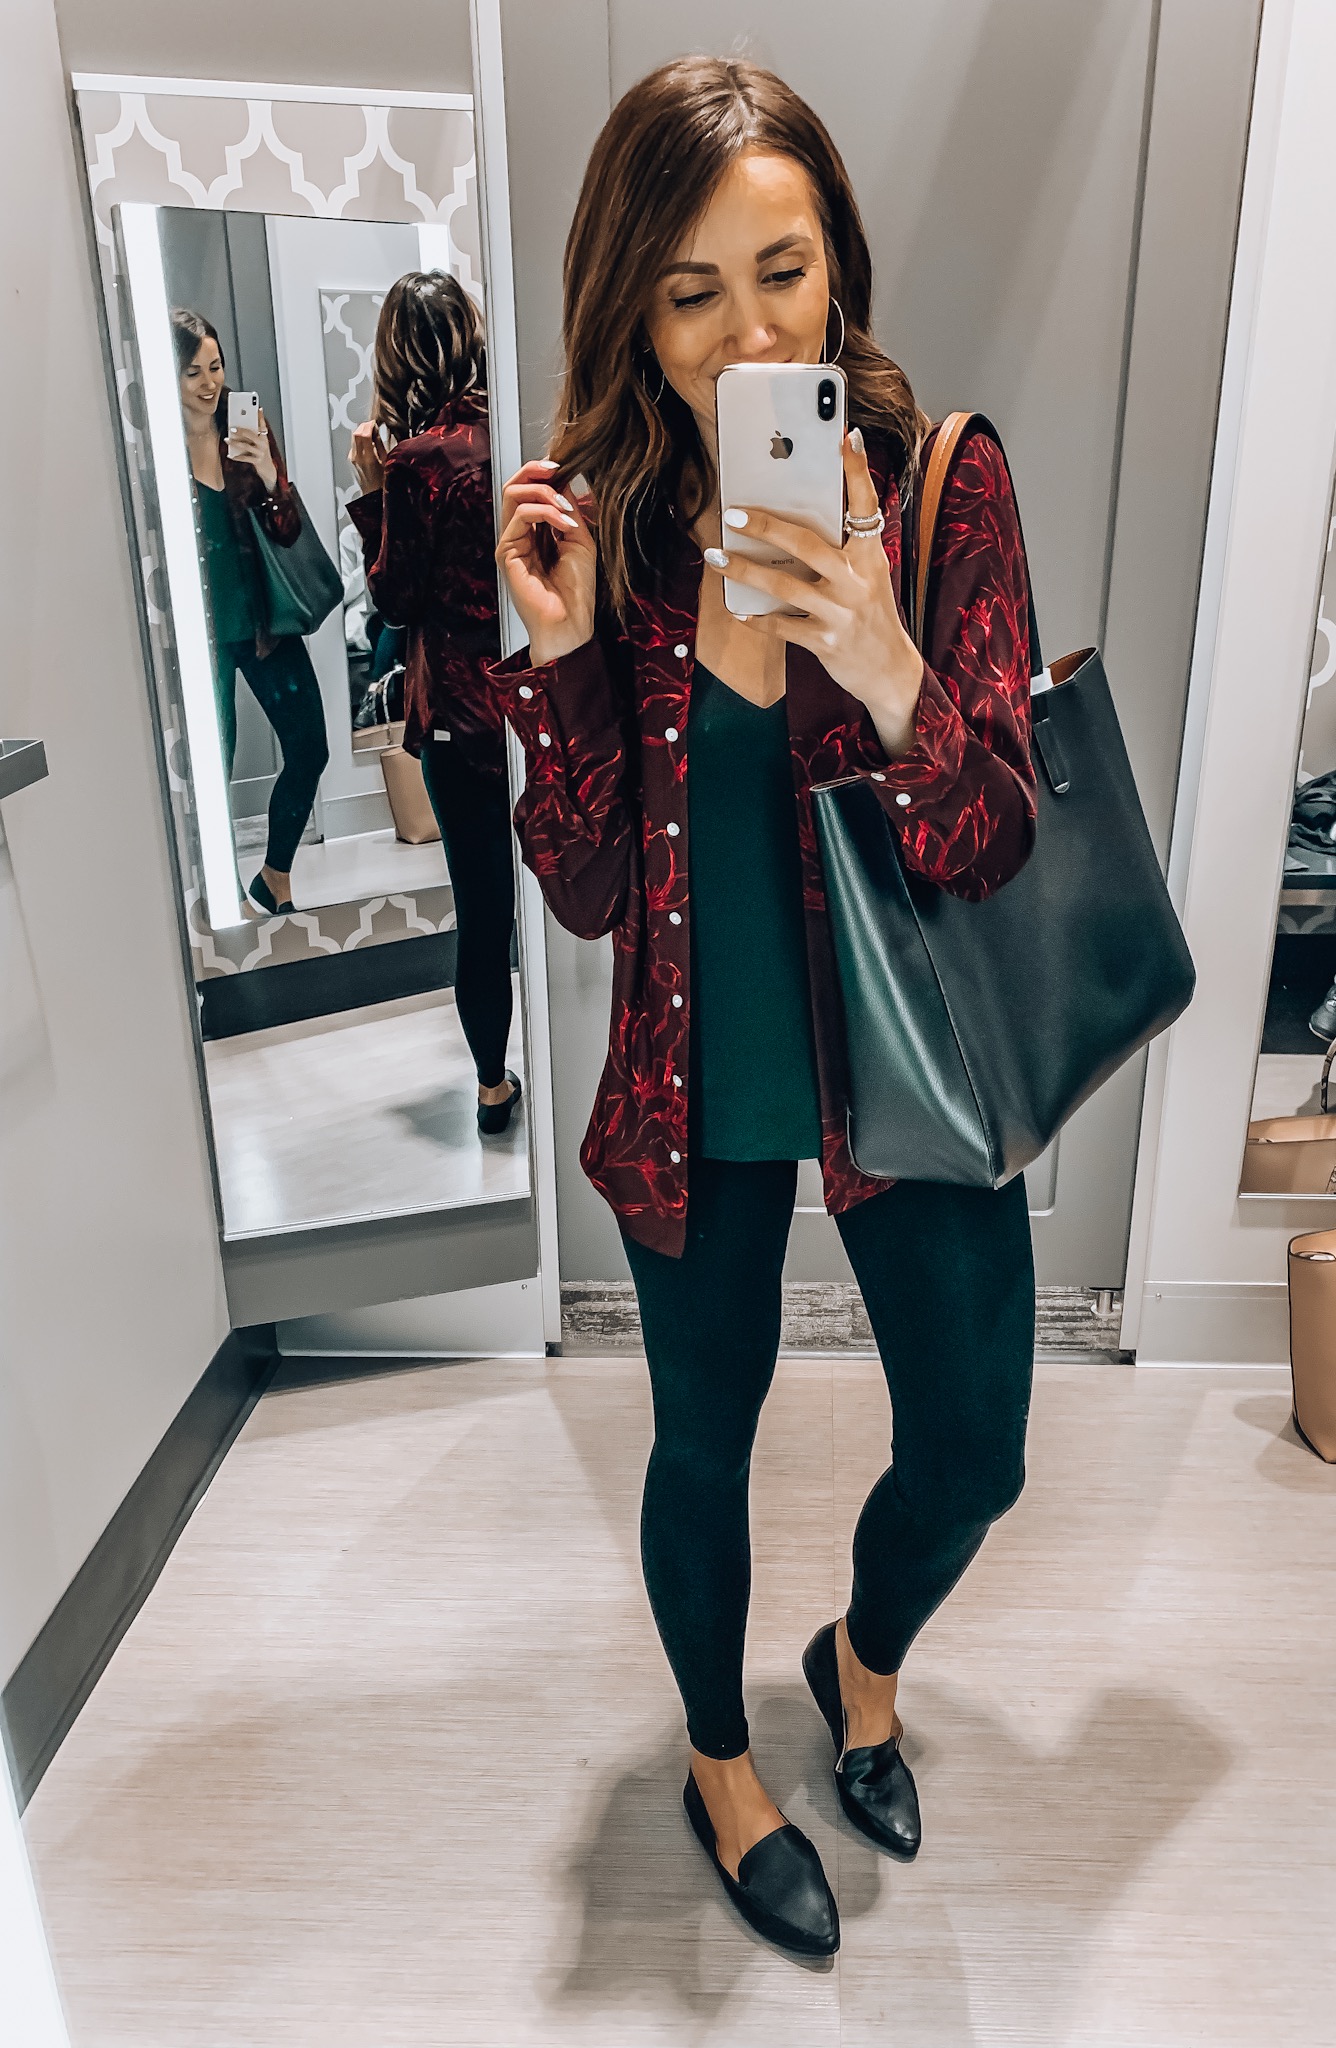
[643,149,831,441]
[179,338,224,425]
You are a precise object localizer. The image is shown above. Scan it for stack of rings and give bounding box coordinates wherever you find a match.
[843,509,886,542]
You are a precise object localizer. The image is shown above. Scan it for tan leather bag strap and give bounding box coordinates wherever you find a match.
[1322,1036,1336,1114]
[914,410,979,652]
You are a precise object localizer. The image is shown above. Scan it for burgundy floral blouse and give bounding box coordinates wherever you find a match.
[347,389,507,774]
[493,426,1036,1256]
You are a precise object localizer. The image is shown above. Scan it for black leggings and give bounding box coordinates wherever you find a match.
[420,738,516,1088]
[622,1159,1035,1759]
[217,637,330,872]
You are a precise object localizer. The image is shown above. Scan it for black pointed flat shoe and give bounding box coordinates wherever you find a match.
[477,1070,522,1136]
[682,1773,839,1957]
[248,872,294,915]
[803,1621,921,1861]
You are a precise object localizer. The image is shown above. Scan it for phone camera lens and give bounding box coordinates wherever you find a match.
[817,378,837,422]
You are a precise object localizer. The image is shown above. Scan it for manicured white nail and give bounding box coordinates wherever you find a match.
[848,427,864,454]
[535,459,559,469]
[557,513,579,528]
[722,507,749,530]
[704,546,729,569]
[555,493,574,510]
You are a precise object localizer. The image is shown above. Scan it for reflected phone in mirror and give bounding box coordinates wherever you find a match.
[715,362,846,617]
[227,389,260,437]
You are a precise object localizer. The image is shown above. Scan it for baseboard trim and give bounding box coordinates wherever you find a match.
[1135,1281,1289,1366]
[1,1323,279,1811]
[199,930,459,1039]
[560,1282,1126,1357]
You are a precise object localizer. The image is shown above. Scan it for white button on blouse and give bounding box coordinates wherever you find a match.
[518,685,534,700]
[538,732,552,747]
[670,1150,681,1164]
[665,726,679,742]
[672,994,683,1008]
[666,821,680,837]
[669,911,682,925]
[870,771,886,782]
[673,642,689,659]
[896,792,911,807]
[672,1073,682,1086]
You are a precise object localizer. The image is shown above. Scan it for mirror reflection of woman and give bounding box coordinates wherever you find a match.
[173,310,330,916]
[348,273,520,1134]
[495,60,1037,1957]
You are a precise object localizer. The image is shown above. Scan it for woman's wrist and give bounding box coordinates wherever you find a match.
[528,623,596,667]
[860,651,924,760]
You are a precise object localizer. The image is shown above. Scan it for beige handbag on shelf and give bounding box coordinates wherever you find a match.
[1286,1227,1336,1461]
[379,744,441,845]
[1241,1039,1336,1193]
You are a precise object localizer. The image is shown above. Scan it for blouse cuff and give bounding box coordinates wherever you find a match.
[345,490,383,544]
[860,662,969,813]
[486,638,622,756]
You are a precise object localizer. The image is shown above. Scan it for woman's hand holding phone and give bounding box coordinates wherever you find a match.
[226,408,278,492]
[496,460,597,665]
[706,430,925,758]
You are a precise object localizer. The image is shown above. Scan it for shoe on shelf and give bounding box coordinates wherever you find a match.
[477,1071,522,1136]
[682,1773,839,1957]
[803,1621,921,1862]
[248,872,295,916]
[1308,981,1336,1042]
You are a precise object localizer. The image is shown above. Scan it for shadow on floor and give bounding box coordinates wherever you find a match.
[1233,1392,1336,1491]
[552,1679,1231,2041]
[391,1084,527,1154]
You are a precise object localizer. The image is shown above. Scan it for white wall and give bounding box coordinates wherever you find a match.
[0,1753,68,2044]
[1126,0,1336,1364]
[0,0,230,1689]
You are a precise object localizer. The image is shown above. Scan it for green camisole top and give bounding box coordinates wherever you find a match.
[687,661,824,1162]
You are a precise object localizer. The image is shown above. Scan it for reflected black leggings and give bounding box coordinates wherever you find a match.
[622,1160,1035,1759]
[420,737,516,1088]
[217,636,330,872]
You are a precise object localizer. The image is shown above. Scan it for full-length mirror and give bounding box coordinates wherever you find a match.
[75,81,533,1239]
[1245,470,1336,1193]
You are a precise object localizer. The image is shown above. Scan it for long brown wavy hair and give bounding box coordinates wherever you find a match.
[550,56,928,615]
[372,270,486,442]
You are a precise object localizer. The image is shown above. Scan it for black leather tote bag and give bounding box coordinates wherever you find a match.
[812,413,1195,1187]
[249,487,344,640]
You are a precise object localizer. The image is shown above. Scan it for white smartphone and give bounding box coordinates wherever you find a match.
[226,389,260,437]
[715,362,847,617]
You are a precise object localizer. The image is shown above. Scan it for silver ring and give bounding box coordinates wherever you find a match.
[843,509,885,537]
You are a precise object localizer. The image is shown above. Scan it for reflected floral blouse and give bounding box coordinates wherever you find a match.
[491,426,1037,1256]
[347,390,506,774]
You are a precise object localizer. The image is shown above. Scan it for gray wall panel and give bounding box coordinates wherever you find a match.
[2,0,231,1691]
[505,1,1250,1284]
[498,1,623,1280]
[53,0,473,93]
[608,0,1155,660]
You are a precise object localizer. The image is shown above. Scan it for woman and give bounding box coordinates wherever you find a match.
[494,58,1037,1958]
[348,273,520,1135]
[174,310,330,916]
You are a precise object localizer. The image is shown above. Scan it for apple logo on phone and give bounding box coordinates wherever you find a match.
[769,431,793,460]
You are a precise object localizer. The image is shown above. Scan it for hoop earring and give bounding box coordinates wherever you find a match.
[640,357,666,404]
[822,297,846,367]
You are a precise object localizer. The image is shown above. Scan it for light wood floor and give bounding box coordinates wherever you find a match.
[205,981,528,1237]
[22,1357,1336,2046]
